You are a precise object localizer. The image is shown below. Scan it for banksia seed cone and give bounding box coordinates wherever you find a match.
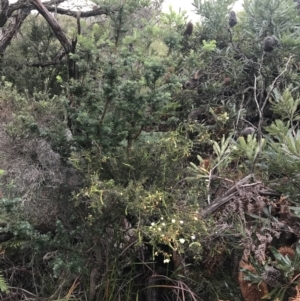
[238,262,268,301]
[263,36,278,52]
[184,21,193,36]
[229,11,237,27]
[261,265,283,287]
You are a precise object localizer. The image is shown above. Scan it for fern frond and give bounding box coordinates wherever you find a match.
[0,271,9,293]
[0,239,26,250]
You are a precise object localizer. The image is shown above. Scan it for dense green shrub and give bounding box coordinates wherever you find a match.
[1,0,300,300]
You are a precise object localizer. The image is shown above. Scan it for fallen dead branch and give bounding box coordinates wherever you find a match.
[201,174,281,217]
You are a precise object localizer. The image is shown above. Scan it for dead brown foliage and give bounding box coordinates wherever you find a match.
[0,94,82,225]
[278,246,295,259]
[290,286,300,301]
[202,175,299,261]
[238,262,268,301]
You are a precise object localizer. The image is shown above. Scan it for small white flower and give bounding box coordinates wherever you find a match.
[161,217,164,220]
[171,219,176,223]
[191,235,195,240]
[179,220,183,224]
[158,227,162,231]
[163,258,170,264]
[179,238,185,244]
[151,222,155,226]
[162,223,166,226]
[194,217,198,221]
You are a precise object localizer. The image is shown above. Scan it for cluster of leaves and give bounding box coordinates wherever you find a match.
[1,0,300,300]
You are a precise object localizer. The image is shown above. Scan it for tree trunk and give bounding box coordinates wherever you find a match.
[0,8,30,55]
[29,0,73,54]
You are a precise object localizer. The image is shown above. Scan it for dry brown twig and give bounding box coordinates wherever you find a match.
[201,174,281,217]
[251,55,293,175]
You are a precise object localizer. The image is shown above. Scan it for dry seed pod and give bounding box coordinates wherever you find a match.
[263,35,278,52]
[184,21,193,36]
[183,69,205,90]
[261,265,283,287]
[229,11,237,27]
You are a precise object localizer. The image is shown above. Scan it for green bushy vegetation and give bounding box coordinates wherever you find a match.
[1,0,300,300]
